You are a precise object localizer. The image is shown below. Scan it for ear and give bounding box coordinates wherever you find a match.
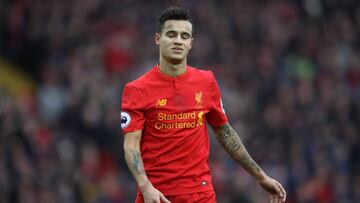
[155,33,160,45]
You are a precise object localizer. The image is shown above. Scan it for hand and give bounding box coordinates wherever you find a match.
[140,182,171,203]
[258,175,286,203]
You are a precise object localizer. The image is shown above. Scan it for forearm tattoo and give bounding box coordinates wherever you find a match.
[213,123,263,176]
[127,149,145,175]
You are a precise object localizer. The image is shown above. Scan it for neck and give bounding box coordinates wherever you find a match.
[159,57,187,77]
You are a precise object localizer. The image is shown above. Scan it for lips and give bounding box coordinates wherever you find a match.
[171,48,183,53]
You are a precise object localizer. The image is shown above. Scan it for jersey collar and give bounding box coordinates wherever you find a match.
[154,64,190,81]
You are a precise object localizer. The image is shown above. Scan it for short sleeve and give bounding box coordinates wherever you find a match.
[121,83,145,134]
[206,72,228,127]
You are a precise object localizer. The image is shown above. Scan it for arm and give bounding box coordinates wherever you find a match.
[124,130,170,203]
[212,123,286,203]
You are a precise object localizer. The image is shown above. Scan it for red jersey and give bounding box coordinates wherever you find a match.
[121,65,227,196]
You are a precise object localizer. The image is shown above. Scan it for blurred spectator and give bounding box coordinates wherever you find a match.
[1,0,360,202]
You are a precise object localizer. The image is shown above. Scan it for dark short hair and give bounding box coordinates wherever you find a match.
[157,6,193,33]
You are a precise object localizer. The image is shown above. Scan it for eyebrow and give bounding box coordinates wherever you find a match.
[165,30,191,35]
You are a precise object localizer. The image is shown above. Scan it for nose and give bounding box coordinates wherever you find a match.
[174,35,183,44]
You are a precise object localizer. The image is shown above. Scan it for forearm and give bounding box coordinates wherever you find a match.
[213,123,266,180]
[124,148,151,190]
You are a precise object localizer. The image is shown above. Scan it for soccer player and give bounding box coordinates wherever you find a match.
[121,6,286,203]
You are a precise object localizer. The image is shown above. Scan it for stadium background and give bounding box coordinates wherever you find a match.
[1,0,360,202]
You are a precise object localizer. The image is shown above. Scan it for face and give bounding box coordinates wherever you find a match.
[155,20,193,64]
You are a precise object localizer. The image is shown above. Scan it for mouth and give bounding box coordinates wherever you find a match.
[171,48,184,53]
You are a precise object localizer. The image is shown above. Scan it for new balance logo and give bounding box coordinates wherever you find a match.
[157,99,167,107]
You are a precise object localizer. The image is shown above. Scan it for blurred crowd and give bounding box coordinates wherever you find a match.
[1,0,360,202]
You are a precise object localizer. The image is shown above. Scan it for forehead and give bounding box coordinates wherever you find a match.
[162,20,192,34]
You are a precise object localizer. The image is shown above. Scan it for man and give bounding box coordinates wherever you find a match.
[121,6,286,203]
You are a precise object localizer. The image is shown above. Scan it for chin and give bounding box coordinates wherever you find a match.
[168,59,183,65]
[167,56,185,64]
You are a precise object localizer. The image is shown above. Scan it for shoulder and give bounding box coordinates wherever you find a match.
[124,68,155,89]
[187,66,216,81]
[122,71,153,101]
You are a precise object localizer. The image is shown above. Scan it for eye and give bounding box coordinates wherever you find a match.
[166,31,177,38]
[181,33,191,39]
